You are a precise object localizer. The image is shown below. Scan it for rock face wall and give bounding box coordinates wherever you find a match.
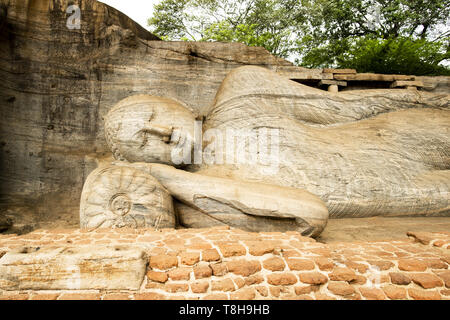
[0,0,299,226]
[1,0,449,228]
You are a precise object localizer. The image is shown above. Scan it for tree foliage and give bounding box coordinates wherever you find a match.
[148,0,303,58]
[299,0,450,75]
[148,0,450,75]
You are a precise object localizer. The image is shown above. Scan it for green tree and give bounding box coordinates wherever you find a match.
[148,0,450,75]
[298,0,450,75]
[148,0,305,58]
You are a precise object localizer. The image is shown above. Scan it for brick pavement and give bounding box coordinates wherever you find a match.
[0,227,448,300]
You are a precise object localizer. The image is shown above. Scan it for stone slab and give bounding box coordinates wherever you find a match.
[0,246,147,290]
[276,66,333,80]
[390,80,424,88]
[323,68,357,74]
[334,73,414,81]
[319,80,347,87]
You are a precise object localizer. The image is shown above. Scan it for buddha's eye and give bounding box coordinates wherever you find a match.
[134,125,174,148]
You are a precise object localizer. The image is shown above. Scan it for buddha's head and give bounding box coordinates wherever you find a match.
[105,95,196,166]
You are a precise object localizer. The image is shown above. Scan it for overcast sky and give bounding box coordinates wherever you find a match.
[99,0,160,30]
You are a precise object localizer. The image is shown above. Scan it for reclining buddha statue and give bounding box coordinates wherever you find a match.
[80,66,450,237]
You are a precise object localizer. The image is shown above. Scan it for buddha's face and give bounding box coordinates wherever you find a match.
[105,95,195,166]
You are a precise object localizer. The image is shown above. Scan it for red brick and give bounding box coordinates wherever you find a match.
[166,283,189,293]
[147,270,168,283]
[256,286,269,297]
[287,259,315,271]
[329,267,357,282]
[294,285,319,295]
[168,296,187,300]
[269,286,288,297]
[145,281,165,290]
[212,278,236,292]
[299,272,328,285]
[102,293,131,300]
[202,249,221,262]
[245,274,264,285]
[314,293,336,300]
[359,288,386,300]
[383,285,407,300]
[226,260,261,277]
[191,281,209,293]
[434,270,450,288]
[367,260,395,271]
[134,292,166,300]
[189,243,212,250]
[389,272,411,285]
[352,275,367,285]
[150,255,178,270]
[168,267,192,281]
[290,295,311,300]
[398,259,427,272]
[267,273,298,286]
[426,258,448,269]
[394,251,410,258]
[58,293,101,300]
[247,242,275,256]
[411,273,444,289]
[380,274,390,284]
[373,250,394,258]
[219,244,246,257]
[149,247,168,255]
[211,263,228,276]
[314,258,334,271]
[309,247,332,257]
[345,261,369,273]
[397,245,423,254]
[282,250,301,258]
[263,257,286,271]
[194,264,213,279]
[327,282,355,296]
[233,277,245,289]
[30,293,60,301]
[230,288,256,300]
[180,252,200,265]
[137,235,161,242]
[408,289,441,300]
[202,293,228,300]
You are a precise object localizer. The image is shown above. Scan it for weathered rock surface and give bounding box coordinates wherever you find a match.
[415,76,450,93]
[1,0,449,228]
[0,0,301,226]
[86,65,448,234]
[199,66,450,218]
[0,246,147,290]
[0,215,12,232]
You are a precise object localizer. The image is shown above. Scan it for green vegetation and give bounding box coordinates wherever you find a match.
[148,0,450,75]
